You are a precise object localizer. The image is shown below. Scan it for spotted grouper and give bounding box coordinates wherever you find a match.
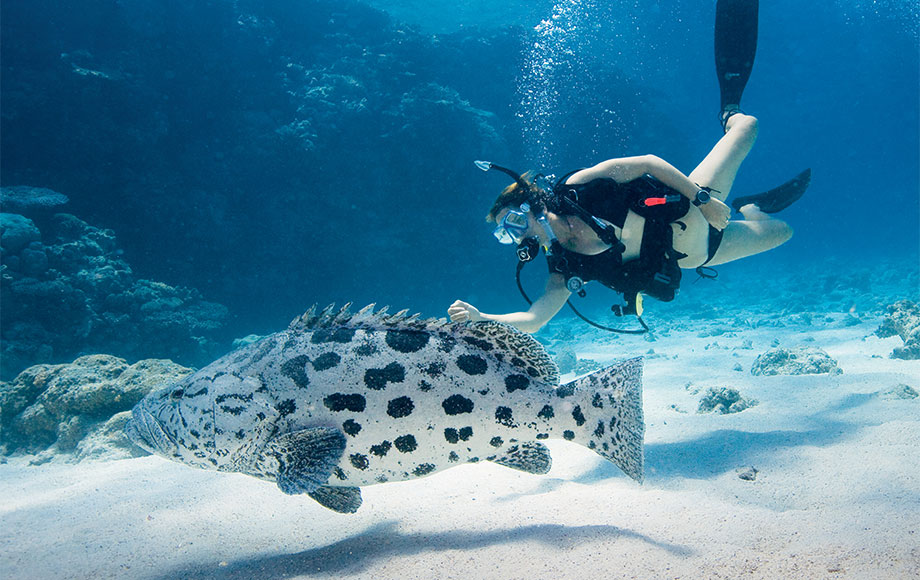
[125,304,644,513]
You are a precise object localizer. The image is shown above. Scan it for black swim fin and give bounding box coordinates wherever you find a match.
[715,0,759,111]
[731,168,811,214]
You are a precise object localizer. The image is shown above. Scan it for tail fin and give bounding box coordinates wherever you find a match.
[565,357,645,482]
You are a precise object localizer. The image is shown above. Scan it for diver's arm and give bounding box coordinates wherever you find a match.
[639,155,733,230]
[570,154,707,199]
[565,155,657,185]
[448,274,570,334]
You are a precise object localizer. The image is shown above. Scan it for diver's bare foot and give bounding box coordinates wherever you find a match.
[739,203,770,221]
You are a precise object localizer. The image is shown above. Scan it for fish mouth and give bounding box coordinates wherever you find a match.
[124,405,178,456]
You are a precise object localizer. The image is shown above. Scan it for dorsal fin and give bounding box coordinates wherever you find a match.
[286,305,559,385]
[466,321,559,386]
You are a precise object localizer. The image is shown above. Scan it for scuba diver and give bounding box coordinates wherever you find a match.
[448,0,810,334]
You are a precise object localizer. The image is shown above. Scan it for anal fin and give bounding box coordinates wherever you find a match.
[308,486,363,513]
[258,427,347,495]
[490,442,552,474]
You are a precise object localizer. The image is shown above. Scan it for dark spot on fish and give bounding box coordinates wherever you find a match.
[537,405,554,420]
[220,405,246,415]
[536,433,549,440]
[413,463,436,477]
[556,384,575,398]
[505,374,529,392]
[312,352,341,371]
[572,405,586,426]
[468,457,480,463]
[190,430,200,438]
[478,388,490,396]
[437,333,457,353]
[235,429,246,440]
[563,430,575,441]
[312,327,356,344]
[511,356,527,368]
[490,436,504,448]
[394,434,417,453]
[592,393,604,409]
[442,394,474,415]
[186,386,209,398]
[594,421,606,438]
[495,406,515,427]
[588,440,596,450]
[421,361,446,377]
[459,427,473,441]
[376,475,389,483]
[355,342,378,357]
[343,419,362,436]
[350,454,369,470]
[387,396,415,418]
[448,451,459,463]
[215,393,254,404]
[280,355,310,389]
[444,428,459,444]
[364,362,406,390]
[334,467,348,481]
[456,354,487,375]
[256,412,266,421]
[418,380,433,392]
[462,336,494,351]
[323,393,367,412]
[276,399,296,417]
[386,329,430,353]
[370,441,391,457]
[526,366,541,378]
[609,416,618,430]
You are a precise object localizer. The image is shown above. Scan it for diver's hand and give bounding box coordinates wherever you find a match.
[448,300,484,323]
[700,198,731,230]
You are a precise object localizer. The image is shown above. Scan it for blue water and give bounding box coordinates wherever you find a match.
[1,0,918,372]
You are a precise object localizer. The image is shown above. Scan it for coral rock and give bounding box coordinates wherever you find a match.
[750,347,842,376]
[698,387,758,414]
[1,355,192,460]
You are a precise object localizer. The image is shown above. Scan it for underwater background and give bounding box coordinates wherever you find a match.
[1,0,918,378]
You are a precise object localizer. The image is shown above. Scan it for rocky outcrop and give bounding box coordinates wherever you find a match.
[750,347,842,376]
[876,300,920,360]
[0,355,192,462]
[1,212,227,378]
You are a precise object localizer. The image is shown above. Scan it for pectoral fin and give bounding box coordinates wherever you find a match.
[259,427,347,495]
[308,485,363,513]
[490,442,552,474]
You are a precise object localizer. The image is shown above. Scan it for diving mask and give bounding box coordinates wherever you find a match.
[493,204,531,245]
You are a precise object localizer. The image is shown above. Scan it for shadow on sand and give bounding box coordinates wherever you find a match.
[157,520,691,579]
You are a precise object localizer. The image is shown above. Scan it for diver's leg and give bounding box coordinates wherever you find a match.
[705,205,792,266]
[687,113,758,201]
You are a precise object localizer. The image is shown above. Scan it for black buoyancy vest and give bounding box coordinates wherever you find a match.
[547,173,690,303]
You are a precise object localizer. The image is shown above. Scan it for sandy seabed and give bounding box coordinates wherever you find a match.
[2,315,918,580]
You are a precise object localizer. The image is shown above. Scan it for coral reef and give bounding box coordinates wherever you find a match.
[750,347,842,376]
[0,186,69,213]
[697,387,758,414]
[0,355,192,462]
[1,212,227,379]
[875,300,920,360]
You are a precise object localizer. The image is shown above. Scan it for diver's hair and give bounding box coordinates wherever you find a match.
[485,171,552,222]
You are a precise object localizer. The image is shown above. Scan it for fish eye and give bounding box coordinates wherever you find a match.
[170,388,185,400]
